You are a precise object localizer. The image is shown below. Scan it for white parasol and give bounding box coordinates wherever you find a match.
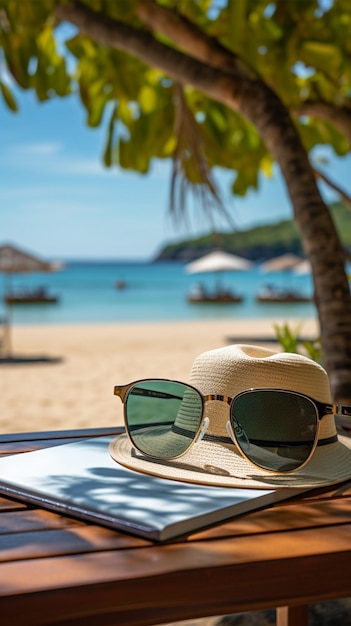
[185,250,252,300]
[185,250,252,274]
[260,253,304,273]
[293,259,312,275]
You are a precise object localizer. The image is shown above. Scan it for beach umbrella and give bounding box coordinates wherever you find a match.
[293,259,312,275]
[0,244,55,274]
[0,243,57,356]
[260,253,304,273]
[258,253,308,300]
[185,250,252,274]
[185,250,252,297]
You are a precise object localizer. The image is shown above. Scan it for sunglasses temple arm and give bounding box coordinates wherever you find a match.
[114,385,183,402]
[128,388,184,401]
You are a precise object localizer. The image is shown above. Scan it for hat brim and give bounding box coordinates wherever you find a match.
[109,433,351,489]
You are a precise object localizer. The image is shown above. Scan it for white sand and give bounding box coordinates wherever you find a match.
[0,318,319,434]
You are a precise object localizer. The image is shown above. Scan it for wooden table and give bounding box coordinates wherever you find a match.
[0,427,351,626]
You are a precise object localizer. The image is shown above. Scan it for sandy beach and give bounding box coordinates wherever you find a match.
[0,317,319,434]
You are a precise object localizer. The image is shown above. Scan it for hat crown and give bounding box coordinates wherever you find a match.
[189,344,331,401]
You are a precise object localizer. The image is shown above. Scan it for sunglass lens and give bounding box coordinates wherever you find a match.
[231,390,318,472]
[125,380,203,459]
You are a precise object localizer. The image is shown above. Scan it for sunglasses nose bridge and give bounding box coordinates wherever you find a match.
[204,394,233,405]
[203,395,233,426]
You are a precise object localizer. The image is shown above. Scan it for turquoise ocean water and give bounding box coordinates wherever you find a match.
[0,260,317,325]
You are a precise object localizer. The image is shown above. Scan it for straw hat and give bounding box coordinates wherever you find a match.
[109,344,351,488]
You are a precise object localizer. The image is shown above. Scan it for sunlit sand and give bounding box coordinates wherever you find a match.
[0,318,319,434]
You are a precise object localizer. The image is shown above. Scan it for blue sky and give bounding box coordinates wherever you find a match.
[0,87,350,261]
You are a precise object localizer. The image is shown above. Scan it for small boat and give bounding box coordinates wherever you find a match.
[5,287,59,305]
[255,286,311,303]
[188,293,243,304]
[187,283,243,304]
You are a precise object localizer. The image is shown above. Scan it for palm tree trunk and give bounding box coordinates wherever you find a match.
[57,1,351,402]
[237,82,351,402]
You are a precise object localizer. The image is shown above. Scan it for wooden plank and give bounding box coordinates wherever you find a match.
[1,523,351,597]
[277,605,309,626]
[0,496,26,512]
[0,525,148,562]
[304,480,351,499]
[190,496,351,540]
[2,494,351,561]
[0,509,84,534]
[0,428,124,455]
[0,549,350,625]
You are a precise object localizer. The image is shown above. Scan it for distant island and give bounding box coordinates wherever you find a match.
[154,201,351,262]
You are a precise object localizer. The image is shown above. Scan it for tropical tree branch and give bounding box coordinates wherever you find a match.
[143,1,351,215]
[135,0,255,78]
[55,3,307,179]
[297,100,351,146]
[56,2,241,98]
[314,168,351,210]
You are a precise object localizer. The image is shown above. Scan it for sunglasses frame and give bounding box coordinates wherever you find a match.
[114,378,350,474]
[114,379,206,463]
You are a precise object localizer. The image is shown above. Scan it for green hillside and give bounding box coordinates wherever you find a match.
[155,201,351,262]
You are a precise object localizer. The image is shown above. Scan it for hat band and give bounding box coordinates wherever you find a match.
[201,432,338,447]
[172,423,339,447]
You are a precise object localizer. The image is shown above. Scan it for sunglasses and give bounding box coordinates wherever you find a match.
[114,379,350,474]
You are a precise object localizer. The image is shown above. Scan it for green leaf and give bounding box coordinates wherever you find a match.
[87,93,108,127]
[227,0,246,49]
[139,86,158,114]
[232,166,259,196]
[161,135,177,157]
[103,104,117,167]
[119,135,150,173]
[0,81,18,112]
[118,99,134,126]
[301,41,342,74]
[260,154,273,178]
[53,58,71,97]
[66,35,98,60]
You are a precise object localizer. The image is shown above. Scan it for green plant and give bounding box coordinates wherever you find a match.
[302,339,323,364]
[273,322,302,354]
[273,323,323,364]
